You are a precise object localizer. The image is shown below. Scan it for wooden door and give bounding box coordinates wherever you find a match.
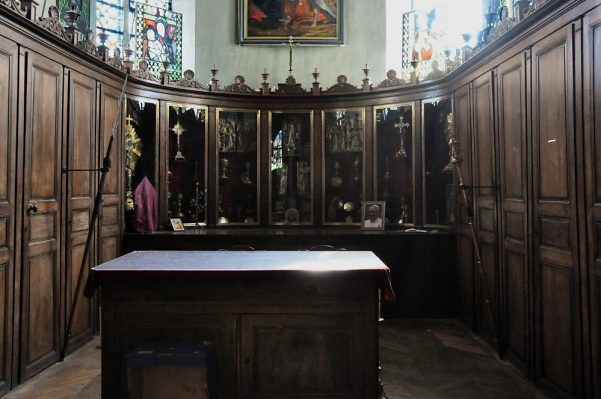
[20,50,64,381]
[0,37,17,394]
[98,83,122,265]
[64,70,96,352]
[454,83,474,329]
[496,52,530,372]
[531,24,582,397]
[472,71,499,347]
[583,7,601,398]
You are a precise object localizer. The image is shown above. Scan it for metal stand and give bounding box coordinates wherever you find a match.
[59,76,128,361]
[448,123,503,359]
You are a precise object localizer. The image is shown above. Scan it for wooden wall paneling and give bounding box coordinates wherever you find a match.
[472,71,500,348]
[19,49,64,381]
[531,24,582,397]
[583,7,601,398]
[64,70,97,353]
[496,51,531,371]
[454,83,475,328]
[98,83,123,264]
[0,36,17,394]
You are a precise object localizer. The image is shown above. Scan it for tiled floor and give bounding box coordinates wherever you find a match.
[5,319,547,398]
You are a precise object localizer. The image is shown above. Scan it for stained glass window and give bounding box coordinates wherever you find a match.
[59,0,90,33]
[96,0,124,51]
[134,2,182,80]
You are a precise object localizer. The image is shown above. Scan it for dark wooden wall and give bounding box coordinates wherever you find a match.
[451,4,601,397]
[0,0,599,397]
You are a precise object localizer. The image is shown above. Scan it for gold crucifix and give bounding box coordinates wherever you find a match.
[172,121,186,161]
[288,36,295,75]
[394,116,410,158]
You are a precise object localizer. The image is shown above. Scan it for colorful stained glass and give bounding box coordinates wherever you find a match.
[96,0,124,51]
[134,3,182,80]
[59,0,90,34]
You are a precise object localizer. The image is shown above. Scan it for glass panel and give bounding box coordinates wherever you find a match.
[423,97,454,226]
[269,112,313,225]
[124,99,157,232]
[167,104,207,227]
[217,110,260,225]
[96,0,124,52]
[375,104,414,226]
[322,109,365,225]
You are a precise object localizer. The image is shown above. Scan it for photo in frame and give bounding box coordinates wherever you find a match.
[361,201,386,230]
[238,0,344,45]
[170,218,185,231]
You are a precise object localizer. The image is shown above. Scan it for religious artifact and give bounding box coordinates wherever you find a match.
[241,162,253,186]
[174,192,184,218]
[297,161,308,194]
[219,118,237,152]
[443,113,455,173]
[278,164,288,196]
[394,116,410,158]
[330,161,343,188]
[171,120,185,161]
[283,119,301,155]
[124,115,143,211]
[220,157,229,179]
[353,157,361,182]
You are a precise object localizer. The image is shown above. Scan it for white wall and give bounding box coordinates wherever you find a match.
[194,0,387,89]
[172,0,195,72]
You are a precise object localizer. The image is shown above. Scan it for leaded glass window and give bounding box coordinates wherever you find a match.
[96,0,124,51]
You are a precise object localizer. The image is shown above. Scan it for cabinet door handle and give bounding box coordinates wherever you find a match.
[27,203,38,215]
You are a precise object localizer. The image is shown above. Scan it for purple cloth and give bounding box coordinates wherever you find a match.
[133,177,158,233]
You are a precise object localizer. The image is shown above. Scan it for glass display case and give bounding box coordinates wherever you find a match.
[322,109,365,225]
[374,103,415,226]
[167,103,208,226]
[216,109,260,225]
[423,96,454,226]
[269,111,313,225]
[124,97,158,232]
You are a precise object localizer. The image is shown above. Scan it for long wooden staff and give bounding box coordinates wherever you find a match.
[60,75,128,361]
[447,115,502,358]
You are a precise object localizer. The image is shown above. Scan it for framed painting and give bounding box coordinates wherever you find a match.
[238,0,344,45]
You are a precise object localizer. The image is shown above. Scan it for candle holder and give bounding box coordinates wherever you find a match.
[123,49,135,74]
[312,68,320,95]
[362,64,371,91]
[410,60,420,84]
[161,58,170,85]
[261,68,270,95]
[210,65,219,91]
[63,1,81,45]
[97,29,110,61]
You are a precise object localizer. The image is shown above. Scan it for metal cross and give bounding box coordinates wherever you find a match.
[288,36,296,75]
[394,116,410,158]
[172,121,186,161]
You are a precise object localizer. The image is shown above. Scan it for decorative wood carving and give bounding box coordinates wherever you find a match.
[108,48,123,70]
[37,6,68,41]
[275,74,308,95]
[223,75,255,94]
[377,70,405,89]
[77,30,98,58]
[171,69,206,89]
[131,59,158,82]
[0,0,26,16]
[325,75,360,93]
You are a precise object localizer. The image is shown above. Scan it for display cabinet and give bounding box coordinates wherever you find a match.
[422,97,454,226]
[374,103,415,226]
[216,109,260,225]
[167,103,208,226]
[269,111,314,225]
[322,109,365,225]
[124,97,158,233]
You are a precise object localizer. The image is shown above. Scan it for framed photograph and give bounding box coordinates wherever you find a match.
[361,201,386,230]
[238,0,344,45]
[170,218,185,231]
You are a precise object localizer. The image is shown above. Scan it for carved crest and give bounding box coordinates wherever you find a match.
[77,30,99,57]
[0,0,27,16]
[108,48,123,70]
[37,6,69,41]
[131,59,159,82]
[172,70,207,89]
[223,75,255,94]
[275,75,308,95]
[376,69,406,89]
[326,75,360,93]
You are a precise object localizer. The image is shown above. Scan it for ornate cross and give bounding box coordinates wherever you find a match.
[394,116,410,158]
[288,36,296,75]
[172,121,186,161]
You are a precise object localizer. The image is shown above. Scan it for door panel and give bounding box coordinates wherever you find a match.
[98,83,122,264]
[532,25,581,397]
[0,37,17,394]
[20,50,63,381]
[472,71,499,347]
[496,52,529,371]
[65,70,96,352]
[583,7,601,398]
